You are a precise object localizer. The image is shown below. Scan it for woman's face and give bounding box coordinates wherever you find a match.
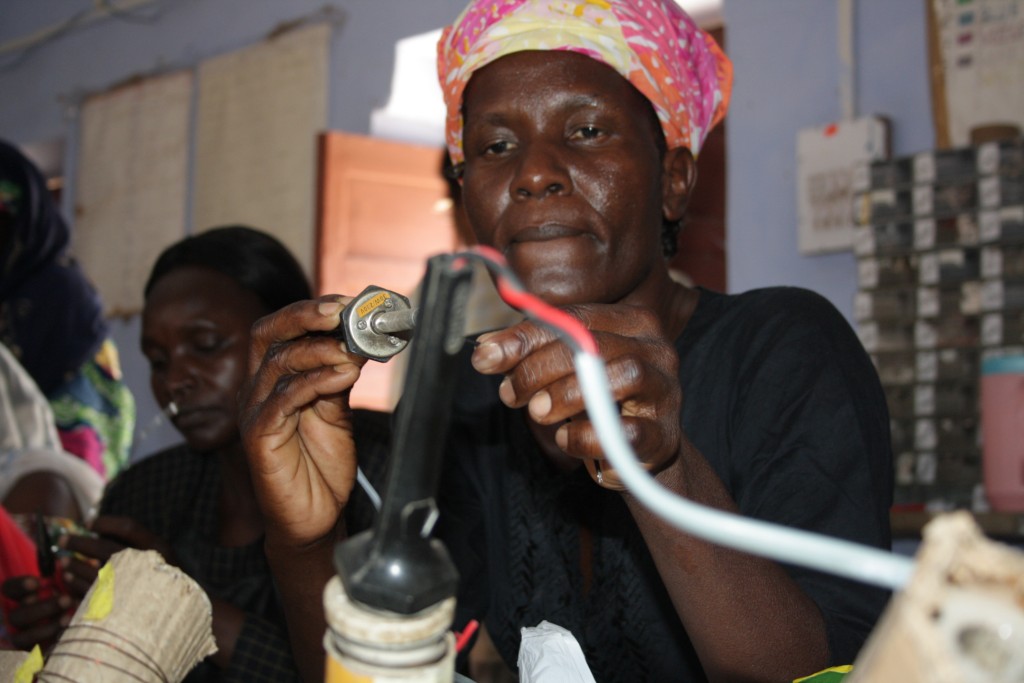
[141,266,266,453]
[461,50,685,307]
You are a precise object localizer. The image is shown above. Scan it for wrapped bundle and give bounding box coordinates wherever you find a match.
[849,511,1024,683]
[39,548,216,682]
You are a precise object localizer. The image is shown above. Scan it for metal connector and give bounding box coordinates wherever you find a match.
[337,286,416,362]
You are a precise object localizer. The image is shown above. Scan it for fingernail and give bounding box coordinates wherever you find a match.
[333,363,360,379]
[476,331,498,344]
[529,391,551,419]
[498,377,516,405]
[555,424,568,450]
[319,300,343,316]
[57,595,72,609]
[63,572,74,585]
[472,342,501,372]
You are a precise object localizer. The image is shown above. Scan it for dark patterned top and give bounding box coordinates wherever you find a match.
[437,287,894,682]
[100,409,391,683]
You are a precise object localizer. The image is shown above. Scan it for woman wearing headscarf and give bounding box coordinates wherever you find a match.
[0,139,134,480]
[239,2,894,681]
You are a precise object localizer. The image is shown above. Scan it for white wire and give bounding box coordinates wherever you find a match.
[357,466,382,511]
[573,353,916,591]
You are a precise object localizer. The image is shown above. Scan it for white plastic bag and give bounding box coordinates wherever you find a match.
[517,621,597,683]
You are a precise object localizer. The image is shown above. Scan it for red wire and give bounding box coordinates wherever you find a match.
[454,619,480,652]
[465,246,599,355]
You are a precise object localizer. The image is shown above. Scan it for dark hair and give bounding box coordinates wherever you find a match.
[144,225,312,314]
[638,95,686,260]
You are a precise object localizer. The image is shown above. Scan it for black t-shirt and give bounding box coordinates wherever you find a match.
[437,287,893,682]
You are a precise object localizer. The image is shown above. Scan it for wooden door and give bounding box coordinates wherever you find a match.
[317,132,455,410]
[670,26,726,292]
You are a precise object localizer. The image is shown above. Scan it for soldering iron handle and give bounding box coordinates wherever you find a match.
[334,254,471,614]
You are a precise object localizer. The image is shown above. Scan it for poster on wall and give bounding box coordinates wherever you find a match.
[192,23,329,276]
[74,70,192,317]
[796,116,890,254]
[928,0,1024,148]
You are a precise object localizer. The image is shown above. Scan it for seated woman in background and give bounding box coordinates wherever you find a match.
[0,139,134,480]
[1,226,391,681]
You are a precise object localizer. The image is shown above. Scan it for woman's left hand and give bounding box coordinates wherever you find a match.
[60,515,175,595]
[470,302,683,479]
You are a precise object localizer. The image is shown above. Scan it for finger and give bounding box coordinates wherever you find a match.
[1,576,40,600]
[473,306,665,402]
[248,336,366,407]
[555,416,639,460]
[471,319,562,376]
[89,515,157,548]
[604,354,672,420]
[513,332,665,414]
[242,364,363,456]
[471,303,663,377]
[5,594,66,630]
[526,375,583,424]
[525,352,661,424]
[10,617,67,650]
[491,337,577,409]
[247,296,352,375]
[62,556,99,597]
[65,530,124,563]
[583,457,655,492]
[559,415,677,472]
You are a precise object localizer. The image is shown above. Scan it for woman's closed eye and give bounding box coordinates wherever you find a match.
[191,331,227,354]
[144,353,168,373]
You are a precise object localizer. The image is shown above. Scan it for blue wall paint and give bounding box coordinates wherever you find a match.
[1,0,937,459]
[0,1,468,144]
[724,0,933,321]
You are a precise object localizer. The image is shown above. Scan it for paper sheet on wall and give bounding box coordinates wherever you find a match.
[74,70,192,317]
[931,0,1024,147]
[796,117,890,254]
[192,23,329,277]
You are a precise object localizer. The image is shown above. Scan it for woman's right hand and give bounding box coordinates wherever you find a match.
[239,296,369,550]
[1,576,72,650]
[1,513,186,651]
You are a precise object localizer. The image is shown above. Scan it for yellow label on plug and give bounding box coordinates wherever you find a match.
[325,653,373,683]
[356,291,389,317]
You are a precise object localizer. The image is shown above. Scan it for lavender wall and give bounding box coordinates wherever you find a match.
[724,0,934,316]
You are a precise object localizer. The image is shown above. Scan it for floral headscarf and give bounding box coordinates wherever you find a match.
[437,0,733,165]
